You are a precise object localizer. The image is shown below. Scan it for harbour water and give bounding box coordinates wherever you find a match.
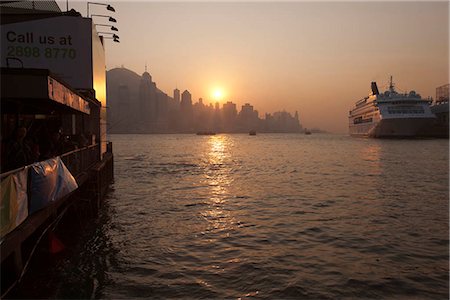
[13,134,449,299]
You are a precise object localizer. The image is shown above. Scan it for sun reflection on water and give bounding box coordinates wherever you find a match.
[207,135,229,164]
[201,135,237,234]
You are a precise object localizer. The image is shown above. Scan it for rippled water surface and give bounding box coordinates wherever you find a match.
[19,134,450,298]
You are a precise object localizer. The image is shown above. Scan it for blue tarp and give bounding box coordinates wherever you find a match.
[29,157,78,214]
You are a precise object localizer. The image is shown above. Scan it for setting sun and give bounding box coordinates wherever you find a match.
[212,88,224,101]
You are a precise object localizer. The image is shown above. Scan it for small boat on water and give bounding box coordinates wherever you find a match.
[196,131,216,135]
[249,130,257,136]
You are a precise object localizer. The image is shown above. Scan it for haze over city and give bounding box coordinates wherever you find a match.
[62,1,449,133]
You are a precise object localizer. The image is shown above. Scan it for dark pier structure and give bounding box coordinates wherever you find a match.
[0,1,114,296]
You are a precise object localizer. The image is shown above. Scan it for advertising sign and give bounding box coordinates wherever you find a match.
[1,16,93,90]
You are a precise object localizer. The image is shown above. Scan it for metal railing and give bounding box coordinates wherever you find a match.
[60,144,100,179]
[1,144,100,181]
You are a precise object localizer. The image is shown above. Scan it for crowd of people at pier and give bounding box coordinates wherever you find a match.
[1,122,92,173]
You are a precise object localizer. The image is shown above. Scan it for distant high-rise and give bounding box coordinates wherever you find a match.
[222,101,237,132]
[223,101,237,116]
[107,66,179,133]
[139,68,157,130]
[238,103,259,131]
[240,103,255,115]
[118,85,131,131]
[174,88,180,105]
[266,111,301,133]
[181,90,192,107]
[180,90,193,131]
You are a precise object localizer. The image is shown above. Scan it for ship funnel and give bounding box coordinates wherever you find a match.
[371,82,379,95]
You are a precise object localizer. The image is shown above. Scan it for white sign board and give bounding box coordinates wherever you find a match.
[1,16,93,90]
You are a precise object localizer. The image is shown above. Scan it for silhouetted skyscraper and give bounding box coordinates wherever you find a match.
[118,85,131,131]
[174,88,180,106]
[238,103,259,131]
[222,101,237,132]
[139,69,157,131]
[180,90,193,131]
[181,90,192,108]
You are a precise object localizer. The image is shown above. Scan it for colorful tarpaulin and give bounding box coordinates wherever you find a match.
[1,157,78,238]
[29,157,78,214]
[0,168,28,238]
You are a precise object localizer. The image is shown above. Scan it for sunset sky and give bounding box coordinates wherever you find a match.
[63,1,448,133]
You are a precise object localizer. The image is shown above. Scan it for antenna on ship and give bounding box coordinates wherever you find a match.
[389,75,395,92]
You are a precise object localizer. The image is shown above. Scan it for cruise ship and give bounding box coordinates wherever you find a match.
[349,77,436,137]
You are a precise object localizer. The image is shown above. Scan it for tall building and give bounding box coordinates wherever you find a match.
[107,67,175,133]
[181,90,192,109]
[174,88,180,106]
[238,103,259,131]
[180,90,193,131]
[118,85,131,131]
[265,111,302,132]
[139,70,157,130]
[156,92,169,131]
[222,101,237,132]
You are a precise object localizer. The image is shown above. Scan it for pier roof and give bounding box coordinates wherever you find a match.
[1,68,95,115]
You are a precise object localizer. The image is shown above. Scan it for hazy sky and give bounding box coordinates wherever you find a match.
[63,1,448,132]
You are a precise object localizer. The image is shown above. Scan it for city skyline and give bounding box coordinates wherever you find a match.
[61,1,448,133]
[107,66,302,133]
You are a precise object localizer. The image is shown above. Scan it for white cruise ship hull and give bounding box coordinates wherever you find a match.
[349,117,436,138]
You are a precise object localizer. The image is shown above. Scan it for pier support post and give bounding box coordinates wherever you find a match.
[13,248,23,278]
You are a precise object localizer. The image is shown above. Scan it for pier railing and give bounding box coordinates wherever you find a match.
[60,144,100,179]
[0,143,109,295]
[1,144,100,181]
[0,144,101,238]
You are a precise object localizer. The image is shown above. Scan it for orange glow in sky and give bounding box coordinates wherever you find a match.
[63,1,449,132]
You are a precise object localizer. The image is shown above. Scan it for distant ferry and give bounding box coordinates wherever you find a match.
[196,131,216,135]
[349,77,436,137]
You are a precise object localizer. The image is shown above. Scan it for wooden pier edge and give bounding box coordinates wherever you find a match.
[0,152,114,297]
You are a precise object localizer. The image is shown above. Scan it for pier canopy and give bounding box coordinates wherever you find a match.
[1,68,92,115]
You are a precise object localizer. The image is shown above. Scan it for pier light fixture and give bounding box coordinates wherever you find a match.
[87,2,115,18]
[95,24,119,31]
[91,14,117,23]
[98,33,120,39]
[102,36,120,43]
